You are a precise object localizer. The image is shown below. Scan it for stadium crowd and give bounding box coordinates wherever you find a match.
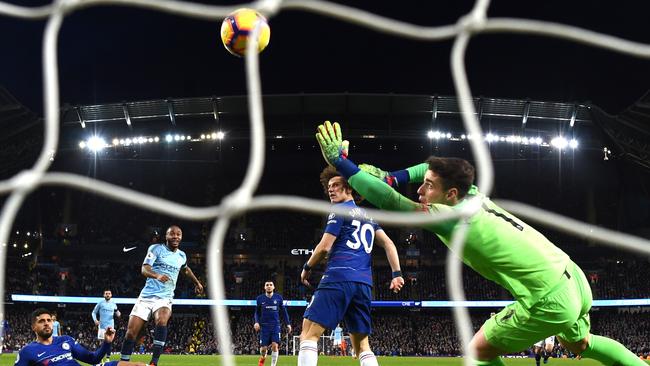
[5,257,649,302]
[4,212,650,360]
[2,306,649,359]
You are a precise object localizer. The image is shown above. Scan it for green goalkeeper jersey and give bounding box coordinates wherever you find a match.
[348,163,571,309]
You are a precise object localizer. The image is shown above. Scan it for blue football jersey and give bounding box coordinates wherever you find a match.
[14,335,110,366]
[254,293,290,328]
[92,300,119,329]
[139,244,187,299]
[52,321,60,337]
[320,200,381,286]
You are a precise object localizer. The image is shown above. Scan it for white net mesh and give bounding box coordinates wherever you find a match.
[1,1,650,365]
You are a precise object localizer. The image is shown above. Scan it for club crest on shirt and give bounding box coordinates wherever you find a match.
[62,342,70,350]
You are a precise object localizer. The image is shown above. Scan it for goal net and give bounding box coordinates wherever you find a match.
[1,2,650,366]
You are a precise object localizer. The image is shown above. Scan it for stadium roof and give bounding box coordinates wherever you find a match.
[61,93,592,129]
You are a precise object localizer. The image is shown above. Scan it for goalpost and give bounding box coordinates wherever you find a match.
[291,334,352,356]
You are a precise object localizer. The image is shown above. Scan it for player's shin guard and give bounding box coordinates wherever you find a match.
[358,351,379,366]
[472,357,506,366]
[149,325,168,366]
[535,353,541,366]
[298,340,318,366]
[120,339,135,361]
[271,351,279,366]
[580,334,647,365]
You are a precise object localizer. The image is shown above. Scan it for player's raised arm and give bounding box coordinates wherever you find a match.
[359,162,429,188]
[71,335,112,365]
[316,121,420,212]
[374,229,404,293]
[317,121,464,238]
[349,171,421,212]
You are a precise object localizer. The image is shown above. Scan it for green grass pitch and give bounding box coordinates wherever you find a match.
[2,354,648,366]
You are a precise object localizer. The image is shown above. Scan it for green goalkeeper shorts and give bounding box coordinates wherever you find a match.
[483,261,592,353]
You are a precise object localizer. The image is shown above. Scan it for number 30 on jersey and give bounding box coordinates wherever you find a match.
[345,220,374,253]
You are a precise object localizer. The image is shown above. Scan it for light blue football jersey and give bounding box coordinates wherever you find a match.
[92,299,118,329]
[52,321,61,336]
[333,326,343,342]
[139,244,187,299]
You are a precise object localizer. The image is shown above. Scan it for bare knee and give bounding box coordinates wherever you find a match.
[557,335,589,354]
[298,325,310,342]
[125,324,140,340]
[300,319,323,343]
[545,344,554,353]
[469,329,503,360]
[351,333,371,354]
[154,309,171,326]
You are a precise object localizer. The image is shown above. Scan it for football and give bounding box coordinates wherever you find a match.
[220,8,271,57]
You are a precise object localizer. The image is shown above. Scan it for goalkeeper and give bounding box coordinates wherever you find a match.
[316,121,645,366]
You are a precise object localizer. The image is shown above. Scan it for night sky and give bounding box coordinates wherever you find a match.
[1,0,649,115]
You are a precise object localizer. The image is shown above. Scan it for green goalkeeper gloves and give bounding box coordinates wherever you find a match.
[358,163,389,181]
[316,121,348,166]
[316,121,399,187]
[358,163,399,187]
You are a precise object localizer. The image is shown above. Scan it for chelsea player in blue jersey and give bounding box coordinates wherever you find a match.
[298,167,405,366]
[14,308,145,366]
[254,281,292,366]
[119,225,204,366]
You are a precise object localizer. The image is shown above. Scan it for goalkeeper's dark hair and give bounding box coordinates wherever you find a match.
[425,157,475,199]
[31,308,52,324]
[319,166,361,203]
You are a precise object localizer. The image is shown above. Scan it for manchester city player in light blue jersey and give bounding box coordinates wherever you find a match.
[119,225,204,366]
[15,308,145,366]
[92,289,121,362]
[92,289,121,342]
[332,324,347,356]
[51,314,61,337]
[298,167,404,366]
[254,280,292,366]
